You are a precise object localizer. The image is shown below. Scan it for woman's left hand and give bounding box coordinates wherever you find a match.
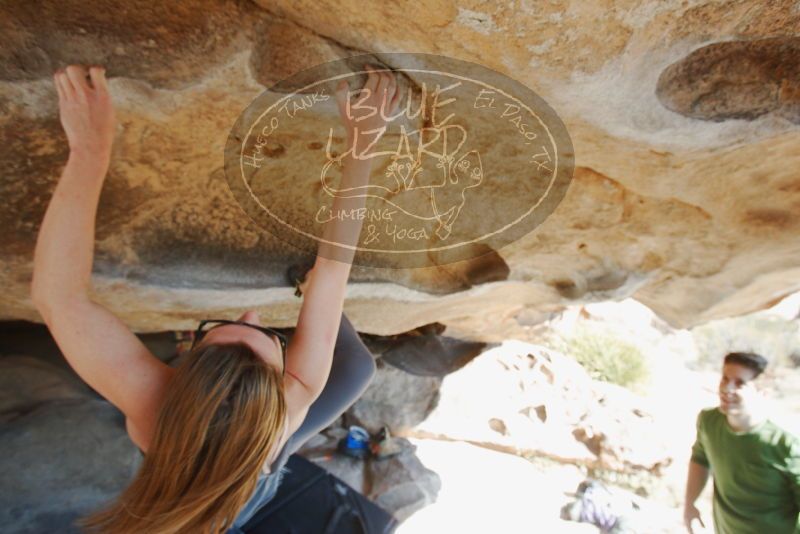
[335,64,400,153]
[54,65,116,158]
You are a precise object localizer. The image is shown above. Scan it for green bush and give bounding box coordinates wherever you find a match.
[555,327,649,388]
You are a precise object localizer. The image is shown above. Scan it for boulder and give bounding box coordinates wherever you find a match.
[0,398,141,534]
[413,341,672,473]
[368,441,441,523]
[0,354,93,423]
[0,1,798,335]
[348,359,442,435]
[363,323,488,377]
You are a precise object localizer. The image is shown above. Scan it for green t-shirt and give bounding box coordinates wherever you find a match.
[691,407,800,534]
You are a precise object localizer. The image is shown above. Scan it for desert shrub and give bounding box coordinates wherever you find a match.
[554,327,649,388]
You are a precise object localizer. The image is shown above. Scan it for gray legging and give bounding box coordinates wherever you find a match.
[229,313,376,532]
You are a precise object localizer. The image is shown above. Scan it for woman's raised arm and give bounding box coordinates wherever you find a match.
[282,65,400,406]
[32,65,115,304]
[31,65,172,426]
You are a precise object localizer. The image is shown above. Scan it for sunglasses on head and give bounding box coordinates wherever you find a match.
[191,319,288,371]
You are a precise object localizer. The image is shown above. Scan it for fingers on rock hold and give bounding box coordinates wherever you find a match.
[55,70,75,99]
[53,71,65,100]
[65,65,90,99]
[88,66,108,92]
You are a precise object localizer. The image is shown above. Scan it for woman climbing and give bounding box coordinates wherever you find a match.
[31,62,400,533]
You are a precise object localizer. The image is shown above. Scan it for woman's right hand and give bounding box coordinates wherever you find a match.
[334,64,400,154]
[54,65,115,158]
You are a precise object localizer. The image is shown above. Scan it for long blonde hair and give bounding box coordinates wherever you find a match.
[76,341,287,533]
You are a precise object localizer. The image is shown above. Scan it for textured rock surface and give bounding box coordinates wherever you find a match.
[656,37,800,124]
[0,398,142,534]
[0,354,93,422]
[0,353,140,533]
[369,443,442,522]
[362,322,488,377]
[412,341,673,474]
[348,359,442,434]
[1,0,799,333]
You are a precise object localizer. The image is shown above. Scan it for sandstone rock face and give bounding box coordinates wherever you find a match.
[2,0,799,333]
[412,341,673,474]
[656,37,800,124]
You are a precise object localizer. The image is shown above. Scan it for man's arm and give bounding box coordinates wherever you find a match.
[684,460,710,532]
[684,411,711,533]
[31,65,173,425]
[283,66,398,406]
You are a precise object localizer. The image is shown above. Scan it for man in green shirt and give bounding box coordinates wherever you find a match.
[684,352,800,533]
